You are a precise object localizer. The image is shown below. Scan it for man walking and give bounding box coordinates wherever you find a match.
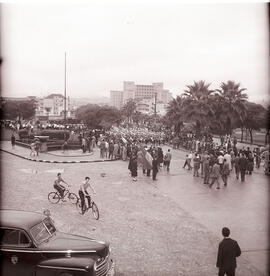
[216,227,241,276]
[11,133,16,149]
[221,159,230,186]
[152,155,159,180]
[209,161,221,189]
[163,149,172,172]
[203,156,211,184]
[238,153,248,182]
[234,154,240,180]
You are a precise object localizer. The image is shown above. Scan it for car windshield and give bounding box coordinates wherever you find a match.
[30,217,56,244]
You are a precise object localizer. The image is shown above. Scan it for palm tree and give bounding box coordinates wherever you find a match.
[165,96,185,134]
[121,99,137,123]
[181,80,215,133]
[215,80,248,135]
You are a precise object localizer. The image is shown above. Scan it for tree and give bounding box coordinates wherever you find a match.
[76,104,121,129]
[164,96,185,135]
[0,99,36,121]
[242,102,266,144]
[215,80,248,135]
[181,80,215,134]
[121,99,137,123]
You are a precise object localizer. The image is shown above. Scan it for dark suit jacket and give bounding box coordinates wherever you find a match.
[216,238,241,270]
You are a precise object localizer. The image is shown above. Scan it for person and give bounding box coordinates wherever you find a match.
[234,154,240,180]
[216,227,241,276]
[221,159,230,186]
[203,156,211,184]
[157,147,164,168]
[193,153,200,177]
[163,149,172,172]
[217,153,224,171]
[78,176,96,214]
[11,133,15,149]
[247,152,254,175]
[81,137,86,153]
[182,154,189,169]
[128,154,138,181]
[152,155,159,180]
[224,151,232,171]
[238,153,248,182]
[187,151,193,170]
[54,173,69,200]
[35,139,41,156]
[62,140,68,153]
[209,161,221,189]
[30,142,37,157]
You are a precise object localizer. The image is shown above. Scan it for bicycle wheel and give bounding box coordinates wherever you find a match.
[48,192,60,204]
[69,193,78,204]
[91,202,99,220]
[76,199,84,214]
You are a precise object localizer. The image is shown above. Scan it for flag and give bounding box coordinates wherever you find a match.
[138,146,152,170]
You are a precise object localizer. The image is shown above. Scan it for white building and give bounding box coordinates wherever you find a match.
[110,81,172,114]
[110,91,123,109]
[35,93,75,121]
[136,98,167,116]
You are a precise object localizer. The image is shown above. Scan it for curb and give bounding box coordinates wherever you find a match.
[0,149,117,164]
[46,151,94,158]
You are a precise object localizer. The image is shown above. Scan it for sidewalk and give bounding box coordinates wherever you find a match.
[0,141,115,163]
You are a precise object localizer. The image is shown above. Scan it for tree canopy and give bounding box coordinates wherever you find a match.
[0,99,36,120]
[164,80,267,139]
[75,104,121,129]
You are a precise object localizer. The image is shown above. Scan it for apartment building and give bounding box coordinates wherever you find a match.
[35,93,75,121]
[110,81,172,114]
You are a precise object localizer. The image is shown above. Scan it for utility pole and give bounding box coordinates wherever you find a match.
[154,92,157,122]
[64,52,67,124]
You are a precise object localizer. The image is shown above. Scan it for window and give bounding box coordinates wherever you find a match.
[0,228,31,246]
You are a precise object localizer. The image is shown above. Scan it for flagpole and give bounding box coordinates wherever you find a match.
[64,52,67,124]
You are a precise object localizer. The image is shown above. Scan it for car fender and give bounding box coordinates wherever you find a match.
[36,257,95,276]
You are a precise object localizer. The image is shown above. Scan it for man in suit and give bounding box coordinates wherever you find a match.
[216,227,241,276]
[238,153,248,182]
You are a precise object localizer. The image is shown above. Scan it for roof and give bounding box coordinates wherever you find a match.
[0,209,45,230]
[45,94,64,99]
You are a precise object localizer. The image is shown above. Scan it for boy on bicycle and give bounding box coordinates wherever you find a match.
[79,177,96,214]
[54,173,69,201]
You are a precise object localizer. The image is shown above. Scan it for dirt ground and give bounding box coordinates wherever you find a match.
[0,151,266,276]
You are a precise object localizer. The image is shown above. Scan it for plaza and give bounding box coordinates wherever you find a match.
[0,143,268,276]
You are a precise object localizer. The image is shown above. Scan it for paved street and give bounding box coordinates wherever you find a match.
[0,146,268,276]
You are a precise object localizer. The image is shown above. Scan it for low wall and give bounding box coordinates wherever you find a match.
[15,140,82,152]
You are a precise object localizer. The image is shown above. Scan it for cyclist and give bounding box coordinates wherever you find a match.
[79,177,96,214]
[54,173,69,201]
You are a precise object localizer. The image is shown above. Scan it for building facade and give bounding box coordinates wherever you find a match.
[110,81,172,114]
[110,91,123,110]
[35,93,75,121]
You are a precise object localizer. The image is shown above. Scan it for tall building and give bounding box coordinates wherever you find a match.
[110,91,123,109]
[110,81,172,114]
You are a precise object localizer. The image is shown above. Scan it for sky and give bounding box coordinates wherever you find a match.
[1,1,269,104]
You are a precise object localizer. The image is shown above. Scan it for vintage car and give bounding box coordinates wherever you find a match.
[0,209,114,276]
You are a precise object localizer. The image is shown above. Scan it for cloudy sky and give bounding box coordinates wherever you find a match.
[1,1,269,103]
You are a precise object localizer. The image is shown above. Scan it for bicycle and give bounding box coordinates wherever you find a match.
[76,197,99,220]
[48,188,78,204]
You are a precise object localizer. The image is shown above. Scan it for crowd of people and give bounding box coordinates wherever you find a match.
[4,118,268,180]
[182,144,263,189]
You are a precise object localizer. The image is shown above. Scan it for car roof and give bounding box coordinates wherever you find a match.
[0,209,45,230]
